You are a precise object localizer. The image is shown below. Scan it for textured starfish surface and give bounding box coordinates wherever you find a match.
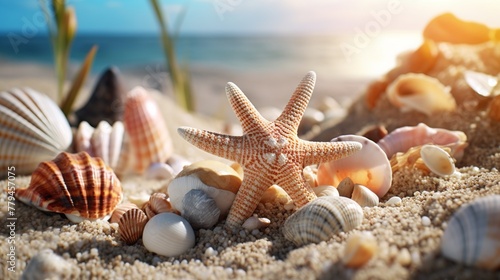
[178,71,362,229]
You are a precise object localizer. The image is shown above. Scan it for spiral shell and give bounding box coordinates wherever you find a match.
[0,88,72,177]
[118,208,149,245]
[123,86,173,174]
[15,152,123,223]
[282,196,363,246]
[440,195,500,269]
[143,213,195,257]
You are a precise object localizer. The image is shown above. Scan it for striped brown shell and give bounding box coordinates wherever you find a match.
[15,152,123,223]
[118,208,149,245]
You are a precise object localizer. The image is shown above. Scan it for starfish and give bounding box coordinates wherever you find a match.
[178,71,362,229]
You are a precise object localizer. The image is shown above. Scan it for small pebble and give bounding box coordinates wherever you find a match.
[397,248,412,266]
[421,216,431,226]
[386,196,402,206]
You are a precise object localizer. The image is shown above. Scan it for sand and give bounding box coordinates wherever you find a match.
[1,40,500,279]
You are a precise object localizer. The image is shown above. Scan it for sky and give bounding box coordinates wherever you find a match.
[0,0,500,35]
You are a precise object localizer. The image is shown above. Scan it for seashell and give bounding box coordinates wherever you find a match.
[386,73,456,115]
[142,213,195,257]
[313,185,339,197]
[420,145,456,177]
[337,177,355,198]
[260,184,292,204]
[123,86,173,174]
[145,162,175,180]
[351,184,379,207]
[74,121,94,155]
[110,202,139,224]
[15,152,123,223]
[390,145,438,174]
[440,195,500,269]
[377,123,468,160]
[386,196,402,206]
[242,215,271,230]
[303,165,318,189]
[317,135,392,198]
[342,231,378,268]
[423,13,493,44]
[142,192,177,219]
[488,95,500,122]
[181,189,221,229]
[0,88,73,177]
[166,154,192,176]
[463,70,499,97]
[127,191,150,209]
[74,67,126,127]
[282,196,363,246]
[118,208,149,245]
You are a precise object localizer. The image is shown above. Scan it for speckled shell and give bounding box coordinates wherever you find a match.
[282,196,363,246]
[15,152,123,223]
[377,123,468,160]
[118,208,149,245]
[123,86,173,174]
[0,88,72,177]
[386,73,456,115]
[317,135,392,198]
[441,195,500,270]
[143,213,195,257]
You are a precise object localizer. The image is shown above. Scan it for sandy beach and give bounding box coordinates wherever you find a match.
[1,37,500,280]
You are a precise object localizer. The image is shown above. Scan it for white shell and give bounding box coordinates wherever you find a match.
[142,213,195,257]
[420,145,456,177]
[145,162,175,180]
[242,216,271,230]
[351,184,379,207]
[313,185,339,197]
[181,189,220,229]
[441,195,500,270]
[463,70,499,97]
[166,154,192,176]
[318,135,392,198]
[75,121,94,155]
[282,196,363,246]
[0,88,72,176]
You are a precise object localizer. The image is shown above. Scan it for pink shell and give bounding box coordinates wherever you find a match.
[123,87,173,174]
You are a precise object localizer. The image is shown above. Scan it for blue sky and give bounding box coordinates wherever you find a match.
[0,0,499,35]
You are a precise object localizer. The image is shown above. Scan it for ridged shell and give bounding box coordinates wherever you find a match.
[143,213,195,257]
[181,189,220,229]
[15,152,123,223]
[142,192,177,219]
[317,135,392,198]
[118,208,149,245]
[440,195,500,269]
[282,196,363,246]
[123,86,173,174]
[110,202,139,224]
[0,88,72,177]
[351,184,379,207]
[420,145,456,176]
[386,73,456,115]
[343,231,378,268]
[390,145,435,174]
[313,185,339,197]
[377,123,468,160]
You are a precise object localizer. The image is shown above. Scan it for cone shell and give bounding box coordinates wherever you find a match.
[386,73,456,116]
[15,152,123,223]
[282,196,363,246]
[118,208,149,245]
[440,195,500,269]
[318,135,392,198]
[351,184,379,207]
[0,88,72,177]
[143,213,195,257]
[123,87,173,174]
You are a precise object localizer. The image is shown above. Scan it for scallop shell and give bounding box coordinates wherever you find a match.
[317,135,392,198]
[351,184,379,207]
[282,196,363,246]
[110,202,139,224]
[377,123,468,160]
[420,145,456,176]
[118,208,149,245]
[123,86,173,174]
[343,231,378,268]
[0,88,72,177]
[440,195,500,269]
[74,121,94,155]
[181,189,221,229]
[386,73,456,115]
[15,152,123,223]
[143,213,195,257]
[142,192,177,219]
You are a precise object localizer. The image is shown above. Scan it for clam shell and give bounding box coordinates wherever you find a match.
[318,135,392,198]
[343,231,378,268]
[386,73,456,115]
[377,123,468,160]
[0,88,72,177]
[282,196,363,246]
[176,160,242,194]
[143,213,195,257]
[440,195,500,269]
[15,152,123,223]
[181,189,221,229]
[420,145,456,176]
[118,208,149,245]
[110,202,139,224]
[123,86,173,174]
[351,184,379,207]
[313,185,339,197]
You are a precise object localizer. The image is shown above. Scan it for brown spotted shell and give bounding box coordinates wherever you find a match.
[118,208,149,245]
[110,202,139,224]
[15,152,123,223]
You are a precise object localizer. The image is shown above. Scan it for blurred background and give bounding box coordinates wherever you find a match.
[0,0,499,118]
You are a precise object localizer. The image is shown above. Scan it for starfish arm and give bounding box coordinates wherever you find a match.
[276,71,316,134]
[301,140,362,166]
[177,127,244,162]
[276,165,317,208]
[226,82,269,134]
[225,167,274,229]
